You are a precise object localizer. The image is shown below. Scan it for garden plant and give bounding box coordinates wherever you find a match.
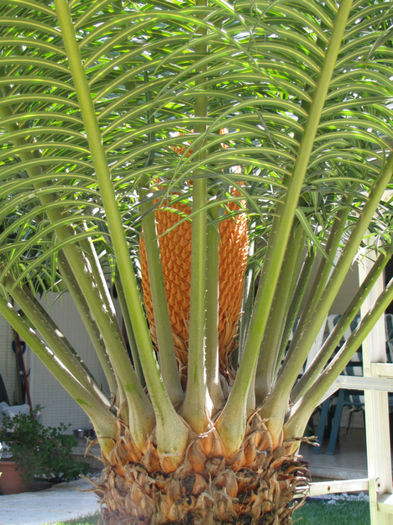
[0,0,392,523]
[0,410,89,483]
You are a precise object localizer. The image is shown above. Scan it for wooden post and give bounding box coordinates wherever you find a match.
[359,261,393,525]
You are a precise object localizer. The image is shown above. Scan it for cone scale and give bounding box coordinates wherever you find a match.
[96,414,308,524]
[140,198,249,376]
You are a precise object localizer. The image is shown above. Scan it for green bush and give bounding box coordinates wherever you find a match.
[0,409,89,482]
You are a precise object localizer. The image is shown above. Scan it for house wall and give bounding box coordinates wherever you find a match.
[331,264,359,314]
[0,292,109,432]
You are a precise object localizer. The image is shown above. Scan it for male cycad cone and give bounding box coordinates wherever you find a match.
[140,197,249,375]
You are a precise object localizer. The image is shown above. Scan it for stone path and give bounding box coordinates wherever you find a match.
[0,478,99,525]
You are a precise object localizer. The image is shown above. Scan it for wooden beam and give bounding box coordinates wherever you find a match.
[308,478,369,497]
[359,261,393,525]
[379,493,393,515]
[371,362,393,378]
[335,375,393,392]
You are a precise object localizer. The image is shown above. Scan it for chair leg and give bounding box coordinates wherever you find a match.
[345,407,364,435]
[313,397,332,454]
[327,389,345,455]
[346,408,354,435]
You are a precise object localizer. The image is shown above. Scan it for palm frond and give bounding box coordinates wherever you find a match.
[0,0,393,472]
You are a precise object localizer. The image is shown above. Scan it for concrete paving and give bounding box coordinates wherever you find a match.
[0,478,100,525]
[301,426,368,481]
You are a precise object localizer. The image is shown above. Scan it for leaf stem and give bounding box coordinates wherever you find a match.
[301,203,352,316]
[285,277,393,439]
[0,293,118,458]
[181,3,210,432]
[263,151,393,433]
[217,0,354,453]
[255,223,305,402]
[292,250,390,403]
[113,275,145,386]
[57,253,118,395]
[55,0,188,461]
[205,212,224,411]
[140,199,184,407]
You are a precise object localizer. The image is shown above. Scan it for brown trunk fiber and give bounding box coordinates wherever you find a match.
[95,415,308,524]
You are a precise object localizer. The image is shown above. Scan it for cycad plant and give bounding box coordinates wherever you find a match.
[1,0,393,523]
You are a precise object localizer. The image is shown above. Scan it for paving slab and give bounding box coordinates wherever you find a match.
[0,478,99,525]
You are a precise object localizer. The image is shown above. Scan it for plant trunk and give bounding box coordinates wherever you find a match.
[95,414,308,524]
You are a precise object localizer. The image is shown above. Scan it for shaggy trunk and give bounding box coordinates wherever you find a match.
[96,414,308,524]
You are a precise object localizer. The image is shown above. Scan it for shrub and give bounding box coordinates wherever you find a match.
[0,409,89,482]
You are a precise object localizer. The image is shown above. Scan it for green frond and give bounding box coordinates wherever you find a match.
[1,0,393,468]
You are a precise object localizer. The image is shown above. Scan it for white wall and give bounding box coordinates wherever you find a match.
[0,292,109,431]
[331,264,359,314]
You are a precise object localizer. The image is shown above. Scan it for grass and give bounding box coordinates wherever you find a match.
[293,499,370,524]
[55,501,370,524]
[54,515,99,525]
